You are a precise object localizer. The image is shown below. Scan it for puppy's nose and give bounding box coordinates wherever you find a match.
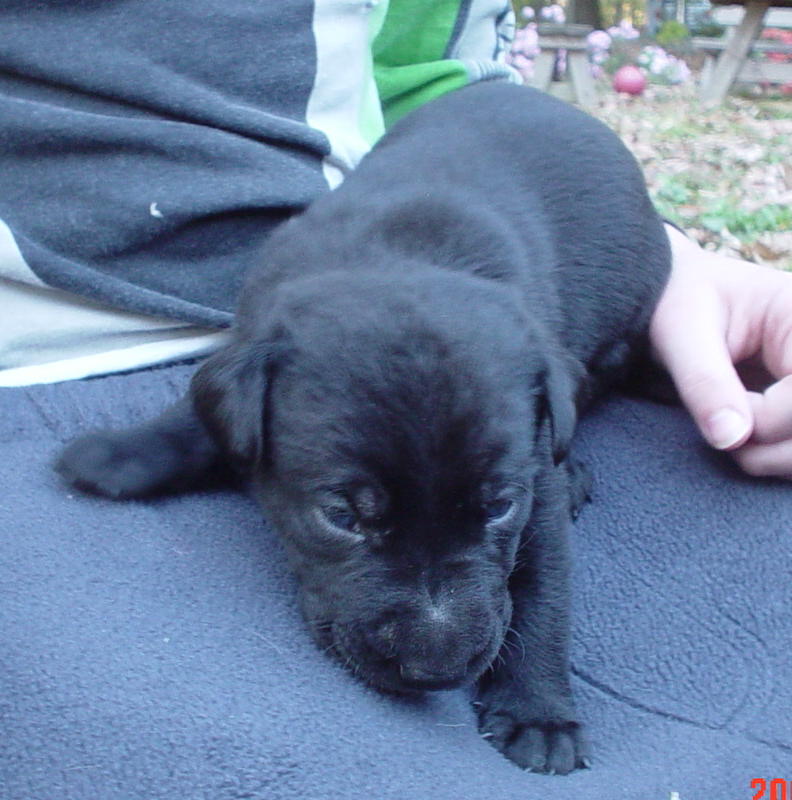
[397,642,491,690]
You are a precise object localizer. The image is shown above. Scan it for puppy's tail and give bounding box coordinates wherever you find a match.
[56,396,225,499]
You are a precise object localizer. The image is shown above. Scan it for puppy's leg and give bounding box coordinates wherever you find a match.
[56,396,222,499]
[475,462,590,775]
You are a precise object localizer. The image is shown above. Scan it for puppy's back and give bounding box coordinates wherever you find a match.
[290,83,670,372]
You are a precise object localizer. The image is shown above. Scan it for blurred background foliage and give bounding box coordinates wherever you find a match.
[507,0,792,269]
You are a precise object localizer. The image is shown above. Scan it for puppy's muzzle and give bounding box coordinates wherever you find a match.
[397,661,481,691]
[363,607,498,691]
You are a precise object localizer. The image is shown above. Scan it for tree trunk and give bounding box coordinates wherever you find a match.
[570,0,603,28]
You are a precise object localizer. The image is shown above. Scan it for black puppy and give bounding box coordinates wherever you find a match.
[58,83,670,775]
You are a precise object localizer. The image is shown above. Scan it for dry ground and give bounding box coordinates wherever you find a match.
[588,83,792,270]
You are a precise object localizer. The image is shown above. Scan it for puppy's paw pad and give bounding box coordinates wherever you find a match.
[477,709,590,775]
[506,722,589,774]
[56,431,171,498]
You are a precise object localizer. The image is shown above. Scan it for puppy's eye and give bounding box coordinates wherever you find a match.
[484,498,516,526]
[320,506,363,536]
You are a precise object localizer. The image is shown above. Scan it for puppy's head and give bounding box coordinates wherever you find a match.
[192,271,577,692]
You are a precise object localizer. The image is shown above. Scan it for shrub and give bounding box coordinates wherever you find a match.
[656,20,690,48]
[690,20,725,38]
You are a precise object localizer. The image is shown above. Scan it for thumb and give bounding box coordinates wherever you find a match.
[650,290,753,451]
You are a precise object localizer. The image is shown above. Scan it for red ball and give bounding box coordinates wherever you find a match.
[612,65,647,95]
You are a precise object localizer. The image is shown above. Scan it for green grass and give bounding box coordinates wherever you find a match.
[698,200,792,238]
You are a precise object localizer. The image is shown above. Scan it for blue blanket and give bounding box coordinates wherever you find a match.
[2,364,789,799]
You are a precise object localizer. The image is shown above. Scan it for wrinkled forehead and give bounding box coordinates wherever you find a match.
[267,339,535,501]
[262,274,541,493]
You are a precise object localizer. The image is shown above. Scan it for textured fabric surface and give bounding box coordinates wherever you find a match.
[0,0,521,386]
[2,364,789,799]
[0,0,519,327]
[0,0,325,326]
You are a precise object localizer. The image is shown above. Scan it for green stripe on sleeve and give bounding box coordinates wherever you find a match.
[373,0,470,127]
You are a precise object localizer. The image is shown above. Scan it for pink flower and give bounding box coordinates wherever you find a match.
[587,30,612,51]
[508,51,535,80]
[510,22,539,59]
[608,20,640,40]
[522,25,539,56]
[540,4,566,24]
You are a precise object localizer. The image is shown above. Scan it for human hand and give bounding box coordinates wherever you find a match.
[650,224,792,479]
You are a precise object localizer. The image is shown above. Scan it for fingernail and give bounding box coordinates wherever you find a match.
[706,408,750,449]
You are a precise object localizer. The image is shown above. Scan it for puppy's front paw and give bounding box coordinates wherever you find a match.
[57,430,179,498]
[475,684,590,775]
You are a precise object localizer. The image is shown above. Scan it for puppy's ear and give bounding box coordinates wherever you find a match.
[538,352,582,465]
[190,340,273,471]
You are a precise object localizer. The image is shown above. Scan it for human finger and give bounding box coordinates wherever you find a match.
[731,437,792,480]
[650,285,753,451]
[745,375,792,445]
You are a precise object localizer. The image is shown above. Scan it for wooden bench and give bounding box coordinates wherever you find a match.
[697,0,792,104]
[695,35,792,89]
[529,23,598,110]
